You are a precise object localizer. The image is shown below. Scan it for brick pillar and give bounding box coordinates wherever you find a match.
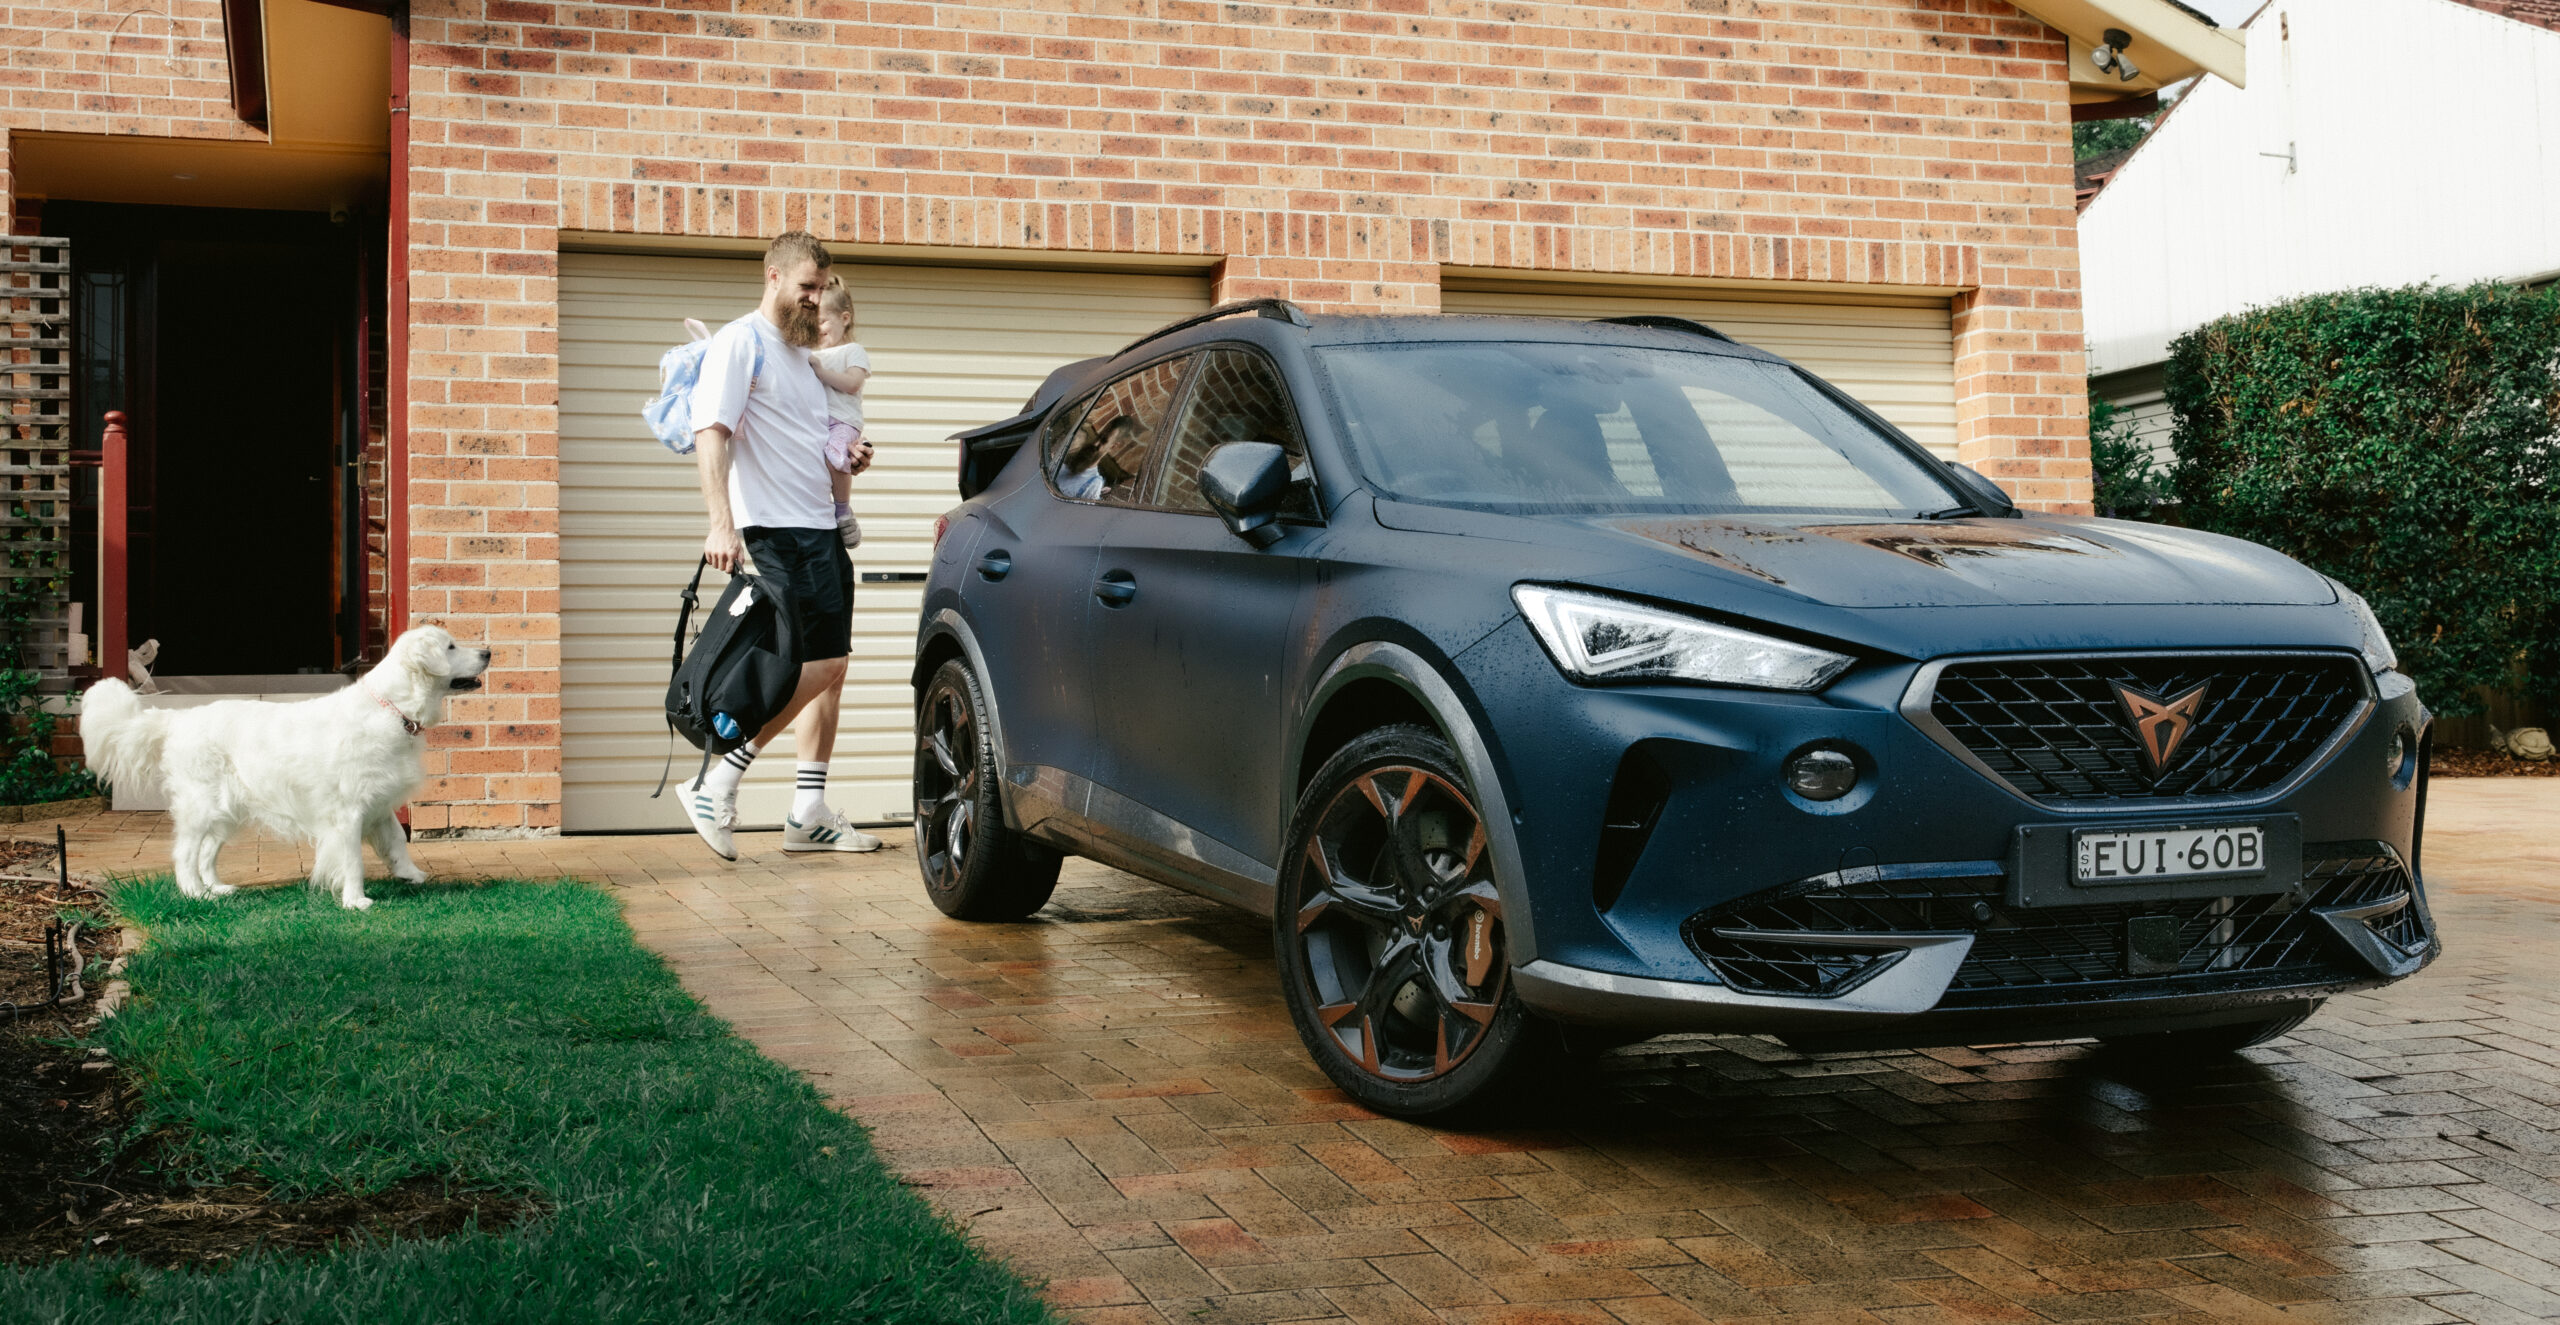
[400,206,563,835]
[1208,215,1438,313]
[1951,94,2094,517]
[0,129,15,235]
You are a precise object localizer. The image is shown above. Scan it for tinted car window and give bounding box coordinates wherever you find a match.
[1315,341,1957,517]
[1151,348,1318,519]
[1050,356,1191,505]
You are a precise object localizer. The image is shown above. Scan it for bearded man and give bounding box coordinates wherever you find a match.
[676,229,880,859]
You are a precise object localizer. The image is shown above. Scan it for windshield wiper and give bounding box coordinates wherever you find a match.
[1916,505,1977,520]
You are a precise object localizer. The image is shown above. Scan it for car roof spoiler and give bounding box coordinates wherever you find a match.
[1117,298,1312,358]
[952,411,1040,500]
[1592,314,1739,344]
[949,355,1116,498]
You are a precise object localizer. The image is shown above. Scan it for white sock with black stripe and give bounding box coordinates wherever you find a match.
[705,739,761,795]
[792,762,829,821]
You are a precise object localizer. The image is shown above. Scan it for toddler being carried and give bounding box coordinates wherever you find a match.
[808,277,872,549]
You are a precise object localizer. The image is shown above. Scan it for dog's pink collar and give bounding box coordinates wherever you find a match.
[362,683,423,736]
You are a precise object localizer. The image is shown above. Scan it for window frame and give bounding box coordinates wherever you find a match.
[1039,350,1200,508]
[1134,340,1326,525]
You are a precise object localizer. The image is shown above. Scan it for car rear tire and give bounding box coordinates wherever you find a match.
[915,657,1061,921]
[2099,1004,2319,1059]
[1274,724,1557,1120]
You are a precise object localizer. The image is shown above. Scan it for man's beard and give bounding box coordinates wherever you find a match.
[776,299,822,349]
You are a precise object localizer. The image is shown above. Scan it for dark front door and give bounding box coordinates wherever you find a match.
[151,239,339,674]
[52,204,353,677]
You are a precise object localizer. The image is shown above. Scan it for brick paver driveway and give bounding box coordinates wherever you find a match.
[55,779,2560,1324]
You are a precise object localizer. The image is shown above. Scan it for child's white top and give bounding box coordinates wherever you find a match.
[812,342,869,430]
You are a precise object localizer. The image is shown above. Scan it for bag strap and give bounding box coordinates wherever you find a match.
[722,313,768,393]
[668,557,709,675]
[649,558,713,800]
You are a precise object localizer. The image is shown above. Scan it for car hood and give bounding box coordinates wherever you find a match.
[1374,501,2338,609]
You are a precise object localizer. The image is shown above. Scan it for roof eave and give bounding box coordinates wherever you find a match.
[2008,0,2249,97]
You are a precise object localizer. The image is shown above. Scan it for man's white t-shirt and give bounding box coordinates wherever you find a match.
[811,341,868,430]
[688,311,832,530]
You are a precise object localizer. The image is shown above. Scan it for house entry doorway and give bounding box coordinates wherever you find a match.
[51,204,372,679]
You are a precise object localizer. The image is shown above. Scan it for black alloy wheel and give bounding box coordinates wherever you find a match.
[915,657,1060,921]
[1275,724,1553,1118]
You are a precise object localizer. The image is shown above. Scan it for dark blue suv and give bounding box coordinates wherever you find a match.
[911,300,2436,1119]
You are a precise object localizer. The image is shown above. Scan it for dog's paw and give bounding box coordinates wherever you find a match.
[206,883,237,897]
[340,894,376,911]
[394,866,429,884]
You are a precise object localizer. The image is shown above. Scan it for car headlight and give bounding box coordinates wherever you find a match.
[2333,581,2398,675]
[1512,585,1854,691]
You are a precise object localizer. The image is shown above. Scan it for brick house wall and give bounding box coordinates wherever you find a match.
[7,0,2094,834]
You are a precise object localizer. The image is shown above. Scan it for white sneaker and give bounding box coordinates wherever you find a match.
[676,774,738,861]
[784,806,882,853]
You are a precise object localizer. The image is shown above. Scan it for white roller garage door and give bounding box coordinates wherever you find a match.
[1440,280,1959,458]
[559,253,1212,832]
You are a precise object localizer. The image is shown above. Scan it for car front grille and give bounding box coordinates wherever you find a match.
[1683,845,2416,1003]
[1923,654,2369,803]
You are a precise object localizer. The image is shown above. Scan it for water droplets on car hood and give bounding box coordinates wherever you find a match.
[1597,515,2338,608]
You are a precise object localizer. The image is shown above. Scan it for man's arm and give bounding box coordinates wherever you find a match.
[695,424,745,572]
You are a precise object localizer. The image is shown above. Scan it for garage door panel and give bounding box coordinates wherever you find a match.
[1439,284,1959,459]
[561,253,1210,831]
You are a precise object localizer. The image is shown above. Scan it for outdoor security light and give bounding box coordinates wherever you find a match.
[2090,27,2141,82]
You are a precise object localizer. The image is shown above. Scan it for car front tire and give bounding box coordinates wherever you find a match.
[915,656,1061,921]
[1274,724,1556,1120]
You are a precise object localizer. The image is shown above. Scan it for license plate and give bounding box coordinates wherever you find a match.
[2074,824,2266,883]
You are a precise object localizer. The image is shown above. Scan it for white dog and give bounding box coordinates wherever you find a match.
[80,626,494,910]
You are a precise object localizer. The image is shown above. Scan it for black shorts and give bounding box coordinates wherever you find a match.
[742,526,853,663]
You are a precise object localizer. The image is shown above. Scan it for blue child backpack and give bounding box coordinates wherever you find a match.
[642,316,765,455]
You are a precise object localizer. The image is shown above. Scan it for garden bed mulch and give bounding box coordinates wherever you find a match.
[0,845,536,1272]
[2429,748,2559,778]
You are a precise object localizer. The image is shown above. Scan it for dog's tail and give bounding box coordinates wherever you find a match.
[79,678,166,793]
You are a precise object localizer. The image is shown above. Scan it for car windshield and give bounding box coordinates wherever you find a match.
[1316,340,1961,517]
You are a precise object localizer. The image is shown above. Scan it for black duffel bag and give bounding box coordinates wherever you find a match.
[652,557,801,797]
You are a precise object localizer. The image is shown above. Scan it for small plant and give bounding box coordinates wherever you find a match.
[2089,393,2170,520]
[0,560,102,806]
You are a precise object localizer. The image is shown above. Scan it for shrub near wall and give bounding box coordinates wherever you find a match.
[2164,283,2560,719]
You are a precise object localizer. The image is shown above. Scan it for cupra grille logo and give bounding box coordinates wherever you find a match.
[2112,680,2211,777]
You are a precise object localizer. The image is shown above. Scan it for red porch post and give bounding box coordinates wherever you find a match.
[99,410,127,681]
[387,9,411,636]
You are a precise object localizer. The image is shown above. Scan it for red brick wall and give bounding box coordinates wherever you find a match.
[10,0,2096,832]
[0,0,258,144]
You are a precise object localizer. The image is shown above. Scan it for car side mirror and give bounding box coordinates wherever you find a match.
[1939,459,2019,517]
[1201,441,1292,547]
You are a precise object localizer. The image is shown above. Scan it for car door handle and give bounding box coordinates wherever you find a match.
[1093,569,1137,607]
[974,551,1011,581]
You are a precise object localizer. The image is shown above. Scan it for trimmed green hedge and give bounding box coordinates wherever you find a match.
[2164,283,2560,717]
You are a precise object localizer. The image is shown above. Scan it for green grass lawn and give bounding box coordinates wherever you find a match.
[1,877,1055,1325]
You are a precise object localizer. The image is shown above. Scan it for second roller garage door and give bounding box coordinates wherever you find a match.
[558,254,1212,832]
[1440,279,1960,458]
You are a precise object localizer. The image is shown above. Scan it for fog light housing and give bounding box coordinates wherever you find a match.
[1786,749,1859,801]
[2384,727,2406,774]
